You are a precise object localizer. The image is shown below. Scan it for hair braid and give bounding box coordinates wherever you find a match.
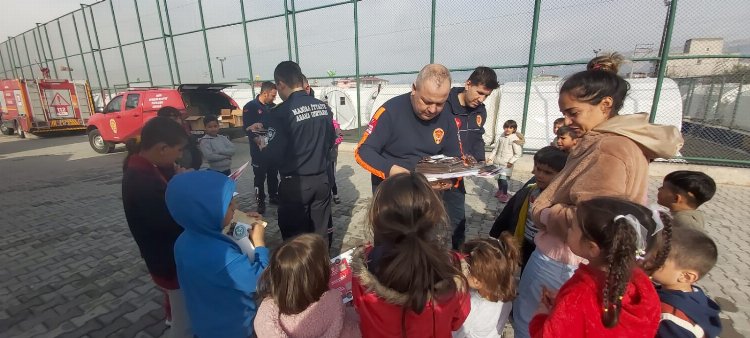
[641,211,673,274]
[602,218,637,328]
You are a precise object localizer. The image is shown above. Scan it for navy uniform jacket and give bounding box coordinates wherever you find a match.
[263,91,335,176]
[355,93,462,185]
[447,87,487,161]
[243,96,274,160]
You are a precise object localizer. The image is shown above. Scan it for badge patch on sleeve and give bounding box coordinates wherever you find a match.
[433,128,445,144]
[476,115,483,127]
[366,117,378,135]
[267,127,276,142]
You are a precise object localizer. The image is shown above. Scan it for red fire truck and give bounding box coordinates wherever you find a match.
[0,79,94,138]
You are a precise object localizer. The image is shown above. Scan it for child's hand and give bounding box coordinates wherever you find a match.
[246,211,262,219]
[535,286,558,315]
[486,159,493,165]
[430,179,453,191]
[506,162,513,168]
[250,221,266,247]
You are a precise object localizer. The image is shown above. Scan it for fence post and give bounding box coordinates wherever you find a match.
[162,0,182,84]
[80,5,105,96]
[86,5,111,93]
[354,0,361,138]
[31,29,46,72]
[430,0,436,63]
[155,0,175,87]
[134,0,154,86]
[291,0,299,63]
[71,12,92,86]
[41,24,59,78]
[649,0,678,123]
[729,75,744,128]
[12,37,26,78]
[21,34,35,78]
[283,0,293,60]
[56,20,73,79]
[197,0,214,83]
[0,44,7,78]
[108,0,130,86]
[6,39,18,78]
[520,0,542,135]
[239,0,256,97]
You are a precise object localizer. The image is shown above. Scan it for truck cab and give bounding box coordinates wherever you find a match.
[86,84,238,153]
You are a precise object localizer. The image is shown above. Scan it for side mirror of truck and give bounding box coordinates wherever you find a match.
[95,107,104,113]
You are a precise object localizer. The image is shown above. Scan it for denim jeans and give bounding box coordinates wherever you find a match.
[512,249,578,338]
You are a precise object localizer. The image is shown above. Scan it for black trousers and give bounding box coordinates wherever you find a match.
[252,161,278,199]
[277,173,333,246]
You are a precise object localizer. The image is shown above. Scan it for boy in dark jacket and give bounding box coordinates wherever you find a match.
[489,146,567,270]
[652,227,722,338]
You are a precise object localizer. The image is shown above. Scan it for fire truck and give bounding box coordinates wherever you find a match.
[0,79,94,138]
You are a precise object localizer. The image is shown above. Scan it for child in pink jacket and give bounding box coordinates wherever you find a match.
[254,234,360,338]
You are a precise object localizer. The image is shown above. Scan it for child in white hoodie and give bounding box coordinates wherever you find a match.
[489,120,523,203]
[199,115,235,175]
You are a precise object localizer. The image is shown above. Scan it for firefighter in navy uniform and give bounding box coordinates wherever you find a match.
[355,64,463,245]
[243,81,278,214]
[252,61,336,244]
[443,66,500,249]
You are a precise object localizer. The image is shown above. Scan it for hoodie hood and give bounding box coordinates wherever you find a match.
[166,170,236,242]
[592,113,684,159]
[658,286,722,337]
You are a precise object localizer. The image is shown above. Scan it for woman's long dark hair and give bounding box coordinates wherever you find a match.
[576,197,672,328]
[123,116,188,171]
[368,172,464,336]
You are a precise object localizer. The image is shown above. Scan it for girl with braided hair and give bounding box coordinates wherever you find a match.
[529,196,672,337]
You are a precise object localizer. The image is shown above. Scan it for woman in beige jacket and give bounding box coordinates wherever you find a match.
[512,54,684,338]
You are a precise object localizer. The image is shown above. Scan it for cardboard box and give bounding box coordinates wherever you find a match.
[185,116,205,130]
[232,115,243,127]
[218,115,233,121]
[220,108,232,116]
[231,109,243,116]
[219,121,232,128]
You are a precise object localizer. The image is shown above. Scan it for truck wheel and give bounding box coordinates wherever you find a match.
[88,129,114,154]
[0,122,13,135]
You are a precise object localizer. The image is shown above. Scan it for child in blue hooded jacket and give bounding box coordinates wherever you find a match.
[166,170,270,338]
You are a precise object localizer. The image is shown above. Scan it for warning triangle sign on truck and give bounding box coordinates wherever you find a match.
[49,93,71,116]
[50,93,70,107]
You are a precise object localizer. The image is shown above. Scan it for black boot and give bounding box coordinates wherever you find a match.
[269,194,280,205]
[256,197,266,215]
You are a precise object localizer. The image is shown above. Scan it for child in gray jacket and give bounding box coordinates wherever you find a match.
[199,115,235,175]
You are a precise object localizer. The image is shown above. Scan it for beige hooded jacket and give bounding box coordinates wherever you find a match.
[531,113,683,248]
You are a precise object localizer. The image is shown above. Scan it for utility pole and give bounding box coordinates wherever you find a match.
[216,56,227,79]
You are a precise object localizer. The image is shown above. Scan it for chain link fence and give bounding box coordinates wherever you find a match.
[0,0,748,166]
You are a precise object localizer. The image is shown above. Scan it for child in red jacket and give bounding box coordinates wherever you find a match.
[530,197,673,338]
[351,172,470,338]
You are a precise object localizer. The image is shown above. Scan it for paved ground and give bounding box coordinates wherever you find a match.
[1,133,749,337]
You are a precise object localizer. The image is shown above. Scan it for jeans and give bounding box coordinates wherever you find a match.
[512,249,578,338]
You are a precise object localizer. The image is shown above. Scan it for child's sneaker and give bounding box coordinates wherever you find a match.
[498,194,510,203]
[494,190,502,198]
[333,195,341,204]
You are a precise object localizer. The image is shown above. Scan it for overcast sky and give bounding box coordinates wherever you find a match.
[1,0,748,87]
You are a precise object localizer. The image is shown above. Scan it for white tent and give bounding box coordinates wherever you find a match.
[494,78,684,150]
[318,86,379,130]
